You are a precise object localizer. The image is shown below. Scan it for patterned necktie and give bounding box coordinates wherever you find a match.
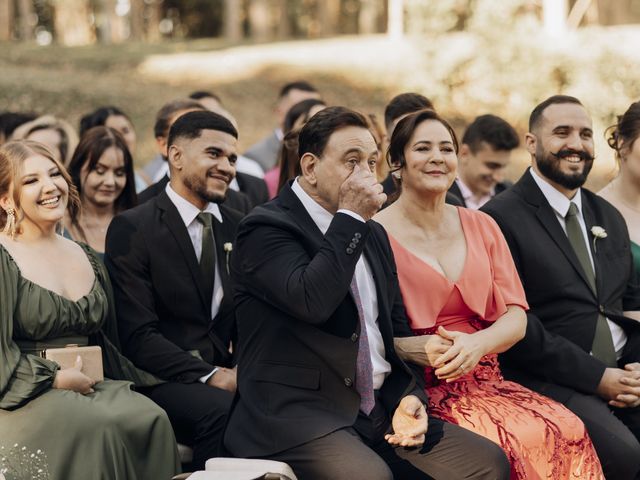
[565,202,617,367]
[351,277,375,415]
[196,212,216,308]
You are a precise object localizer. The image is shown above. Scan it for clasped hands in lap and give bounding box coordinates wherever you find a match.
[598,362,640,409]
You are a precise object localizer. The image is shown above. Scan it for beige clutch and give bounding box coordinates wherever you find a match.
[45,345,104,382]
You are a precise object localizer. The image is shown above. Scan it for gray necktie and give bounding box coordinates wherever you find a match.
[196,212,216,308]
[565,202,617,367]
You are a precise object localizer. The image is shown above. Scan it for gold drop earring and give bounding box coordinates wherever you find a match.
[3,208,16,239]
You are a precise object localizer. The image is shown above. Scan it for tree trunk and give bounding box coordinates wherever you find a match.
[387,0,403,38]
[146,0,162,41]
[0,0,12,41]
[129,0,145,40]
[248,0,271,42]
[317,0,340,36]
[359,0,379,34]
[224,0,242,41]
[275,0,290,39]
[53,0,94,45]
[17,0,35,40]
[542,0,568,36]
[597,0,633,25]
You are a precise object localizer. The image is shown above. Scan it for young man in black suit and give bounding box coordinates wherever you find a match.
[105,111,242,470]
[449,114,518,209]
[482,95,640,479]
[224,106,510,480]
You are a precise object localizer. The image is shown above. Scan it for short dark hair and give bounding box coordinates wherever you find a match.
[154,99,205,139]
[529,95,583,132]
[388,109,459,171]
[168,110,238,149]
[462,114,519,153]
[607,101,640,160]
[283,98,327,134]
[67,126,137,215]
[79,106,130,138]
[0,112,37,140]
[298,106,369,159]
[189,90,222,104]
[384,93,434,132]
[279,81,317,99]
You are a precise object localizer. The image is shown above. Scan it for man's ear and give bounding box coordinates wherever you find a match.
[156,136,168,157]
[299,153,319,186]
[168,144,182,172]
[458,144,472,166]
[524,133,537,157]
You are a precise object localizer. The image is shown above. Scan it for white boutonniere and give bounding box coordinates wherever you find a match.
[223,242,233,274]
[591,226,607,253]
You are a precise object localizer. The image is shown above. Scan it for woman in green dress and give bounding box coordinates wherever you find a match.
[0,140,180,480]
[599,102,640,278]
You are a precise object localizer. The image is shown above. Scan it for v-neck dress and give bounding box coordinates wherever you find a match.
[0,243,180,480]
[389,207,604,480]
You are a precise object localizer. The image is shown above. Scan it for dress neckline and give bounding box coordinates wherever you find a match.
[387,207,470,285]
[0,241,99,303]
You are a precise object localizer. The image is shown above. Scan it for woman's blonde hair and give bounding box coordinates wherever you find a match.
[11,115,79,166]
[0,140,81,235]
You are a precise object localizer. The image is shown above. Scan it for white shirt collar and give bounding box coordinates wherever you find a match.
[291,177,333,234]
[165,182,222,226]
[529,167,583,219]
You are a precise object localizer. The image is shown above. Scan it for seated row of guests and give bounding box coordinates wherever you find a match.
[2,95,640,480]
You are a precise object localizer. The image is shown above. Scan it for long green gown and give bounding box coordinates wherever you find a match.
[0,243,181,480]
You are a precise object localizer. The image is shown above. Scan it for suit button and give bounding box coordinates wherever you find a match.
[349,242,357,249]
[344,377,353,387]
[354,233,362,239]
[346,248,354,255]
[351,333,358,342]
[352,237,359,244]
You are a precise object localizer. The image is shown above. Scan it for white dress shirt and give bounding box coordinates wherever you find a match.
[291,178,392,388]
[455,178,494,210]
[165,183,224,382]
[529,168,627,358]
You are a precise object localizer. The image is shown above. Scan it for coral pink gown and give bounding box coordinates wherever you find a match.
[389,208,603,480]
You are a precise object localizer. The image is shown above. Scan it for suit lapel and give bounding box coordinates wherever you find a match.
[581,194,602,295]
[157,192,209,310]
[278,183,325,250]
[212,208,236,295]
[518,170,596,295]
[363,240,391,338]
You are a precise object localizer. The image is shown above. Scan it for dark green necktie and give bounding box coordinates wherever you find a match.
[565,202,617,367]
[196,212,216,308]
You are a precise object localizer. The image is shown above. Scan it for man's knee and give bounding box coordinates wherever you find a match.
[482,441,510,480]
[598,435,640,480]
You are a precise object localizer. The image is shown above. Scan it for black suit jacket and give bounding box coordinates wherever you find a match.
[105,191,242,383]
[482,169,640,399]
[138,174,253,215]
[448,180,512,208]
[224,182,426,458]
[236,172,269,208]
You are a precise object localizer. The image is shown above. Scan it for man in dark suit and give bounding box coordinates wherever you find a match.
[138,99,255,214]
[225,107,510,480]
[482,95,640,479]
[448,114,518,209]
[105,111,243,470]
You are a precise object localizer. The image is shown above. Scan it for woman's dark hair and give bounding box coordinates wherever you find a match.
[277,129,301,194]
[67,126,137,217]
[79,106,131,137]
[0,112,37,142]
[387,108,459,173]
[283,99,327,135]
[607,102,640,161]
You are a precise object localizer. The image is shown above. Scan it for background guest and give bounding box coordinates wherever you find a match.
[375,108,603,479]
[599,101,640,276]
[0,139,179,480]
[449,114,519,209]
[11,114,79,166]
[64,126,136,255]
[0,112,37,146]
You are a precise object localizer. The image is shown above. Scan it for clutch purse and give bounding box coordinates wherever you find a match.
[45,345,104,382]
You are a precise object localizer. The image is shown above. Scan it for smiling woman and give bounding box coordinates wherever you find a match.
[0,140,180,480]
[64,126,137,254]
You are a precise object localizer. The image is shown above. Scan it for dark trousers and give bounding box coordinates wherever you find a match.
[513,376,640,480]
[265,399,510,480]
[143,381,234,470]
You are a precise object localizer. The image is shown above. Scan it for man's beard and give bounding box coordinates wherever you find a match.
[183,173,227,204]
[536,146,594,190]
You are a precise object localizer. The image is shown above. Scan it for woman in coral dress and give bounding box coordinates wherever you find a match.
[374,109,604,479]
